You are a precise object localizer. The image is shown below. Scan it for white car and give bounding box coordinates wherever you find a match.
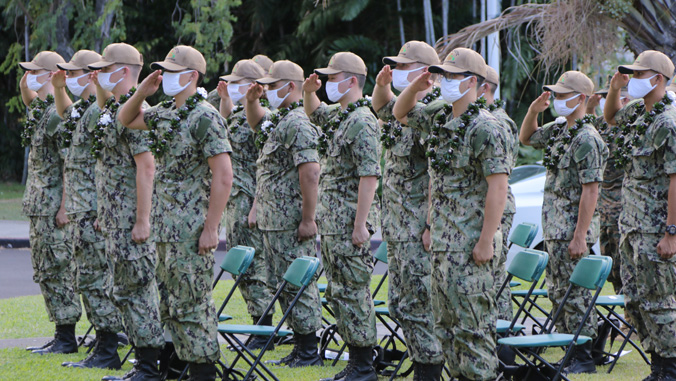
[507,164,600,263]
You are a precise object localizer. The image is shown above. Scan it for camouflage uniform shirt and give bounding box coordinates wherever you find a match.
[23,100,65,217]
[530,120,608,243]
[407,102,511,252]
[64,100,101,214]
[377,96,429,242]
[309,103,381,235]
[143,100,232,242]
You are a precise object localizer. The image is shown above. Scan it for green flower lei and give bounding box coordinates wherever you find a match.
[542,114,596,170]
[255,100,303,149]
[318,98,372,155]
[62,94,96,148]
[91,88,136,158]
[21,94,54,147]
[426,100,482,171]
[381,87,440,149]
[611,94,671,168]
[147,90,206,157]
[488,98,505,112]
[228,98,270,135]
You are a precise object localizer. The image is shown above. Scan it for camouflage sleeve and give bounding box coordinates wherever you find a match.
[376,96,397,122]
[529,121,556,150]
[405,99,446,134]
[309,102,339,126]
[194,110,233,159]
[206,89,220,110]
[573,132,607,184]
[615,99,643,125]
[656,119,676,175]
[471,119,511,177]
[348,116,381,178]
[285,119,320,166]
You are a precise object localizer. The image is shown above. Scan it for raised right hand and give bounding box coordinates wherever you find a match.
[137,70,162,98]
[245,83,264,103]
[408,70,433,93]
[376,66,393,87]
[610,71,630,90]
[51,70,67,89]
[303,73,322,93]
[528,91,551,114]
[217,81,230,100]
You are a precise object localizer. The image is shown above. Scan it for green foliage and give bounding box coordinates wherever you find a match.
[599,0,633,20]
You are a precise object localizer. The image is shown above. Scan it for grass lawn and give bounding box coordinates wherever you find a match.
[0,182,26,221]
[0,275,653,380]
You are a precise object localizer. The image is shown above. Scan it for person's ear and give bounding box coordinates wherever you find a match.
[288,81,296,92]
[579,94,587,105]
[350,76,357,88]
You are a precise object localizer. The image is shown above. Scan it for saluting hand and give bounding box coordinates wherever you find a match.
[610,71,630,90]
[246,83,264,103]
[528,91,550,114]
[408,69,433,93]
[91,71,101,87]
[587,94,602,114]
[137,70,162,98]
[51,70,67,89]
[303,73,322,93]
[376,66,393,87]
[217,81,230,100]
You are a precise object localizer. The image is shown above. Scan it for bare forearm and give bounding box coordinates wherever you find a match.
[355,176,378,227]
[20,87,37,108]
[205,156,233,232]
[372,84,393,113]
[479,174,508,244]
[427,179,432,224]
[118,92,146,128]
[519,110,540,146]
[299,162,320,222]
[668,175,676,226]
[304,92,320,117]
[604,87,622,126]
[220,97,233,119]
[392,86,418,124]
[54,87,72,118]
[573,183,599,241]
[134,155,155,224]
[245,99,265,130]
[96,86,109,109]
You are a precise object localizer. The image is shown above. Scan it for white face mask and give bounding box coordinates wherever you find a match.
[266,82,291,109]
[66,73,90,97]
[325,77,352,103]
[98,67,125,92]
[26,72,49,91]
[440,76,471,103]
[392,67,425,92]
[598,97,606,112]
[628,74,658,99]
[227,83,250,105]
[553,93,581,117]
[162,70,194,97]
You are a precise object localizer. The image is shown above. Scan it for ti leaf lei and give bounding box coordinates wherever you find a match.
[21,94,54,147]
[426,100,482,171]
[147,89,206,157]
[91,88,136,158]
[228,98,270,135]
[318,98,372,155]
[487,98,505,112]
[381,87,440,149]
[255,100,303,149]
[542,114,596,170]
[611,94,672,168]
[62,94,96,148]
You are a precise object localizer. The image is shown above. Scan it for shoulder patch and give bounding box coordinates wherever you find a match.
[653,123,670,150]
[574,140,594,163]
[46,112,62,135]
[194,111,213,141]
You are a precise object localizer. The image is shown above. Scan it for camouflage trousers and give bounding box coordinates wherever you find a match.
[544,240,597,338]
[105,228,163,348]
[70,212,122,332]
[262,230,322,335]
[29,216,82,325]
[620,232,676,358]
[431,249,498,380]
[224,194,274,318]
[321,233,376,347]
[386,240,443,364]
[157,241,220,363]
[495,212,514,321]
[600,224,623,294]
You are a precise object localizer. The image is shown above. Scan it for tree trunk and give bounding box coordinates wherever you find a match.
[622,0,676,61]
[95,0,114,52]
[55,0,74,60]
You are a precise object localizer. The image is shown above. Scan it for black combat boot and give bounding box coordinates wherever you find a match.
[25,338,55,351]
[187,362,217,381]
[660,356,676,381]
[65,330,122,369]
[413,362,443,381]
[102,347,161,381]
[247,315,274,351]
[336,346,377,381]
[562,341,596,374]
[592,320,613,365]
[288,332,323,367]
[32,324,78,355]
[643,352,662,381]
[319,349,355,381]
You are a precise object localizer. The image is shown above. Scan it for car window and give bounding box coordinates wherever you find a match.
[509,165,546,185]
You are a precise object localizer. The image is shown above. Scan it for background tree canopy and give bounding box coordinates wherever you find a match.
[0,0,669,181]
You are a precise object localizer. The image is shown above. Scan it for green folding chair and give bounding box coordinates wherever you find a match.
[218,256,321,381]
[507,223,539,288]
[498,256,613,381]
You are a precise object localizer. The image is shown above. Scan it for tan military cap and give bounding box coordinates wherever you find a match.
[151,45,207,75]
[252,55,273,72]
[19,51,65,71]
[315,52,367,76]
[618,50,675,79]
[220,59,266,82]
[57,50,102,71]
[88,43,143,69]
[257,60,304,84]
[383,41,440,66]
[544,71,594,97]
[428,48,487,78]
[485,66,499,86]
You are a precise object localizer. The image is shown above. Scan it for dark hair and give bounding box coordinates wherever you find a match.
[345,72,366,89]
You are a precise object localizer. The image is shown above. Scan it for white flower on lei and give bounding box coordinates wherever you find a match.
[196,87,208,99]
[261,120,274,133]
[70,108,81,119]
[99,113,113,125]
[667,91,676,102]
[555,116,567,125]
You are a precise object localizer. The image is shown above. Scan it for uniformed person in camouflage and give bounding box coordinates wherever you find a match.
[520,71,608,375]
[19,51,83,355]
[371,41,444,380]
[51,49,124,370]
[119,45,233,381]
[605,50,676,380]
[217,59,275,350]
[304,52,380,381]
[245,60,323,368]
[394,47,510,381]
[207,54,273,112]
[88,43,165,381]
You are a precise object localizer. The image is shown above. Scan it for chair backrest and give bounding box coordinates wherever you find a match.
[507,249,549,282]
[569,256,612,290]
[283,256,320,287]
[373,241,388,264]
[509,222,538,248]
[220,246,255,276]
